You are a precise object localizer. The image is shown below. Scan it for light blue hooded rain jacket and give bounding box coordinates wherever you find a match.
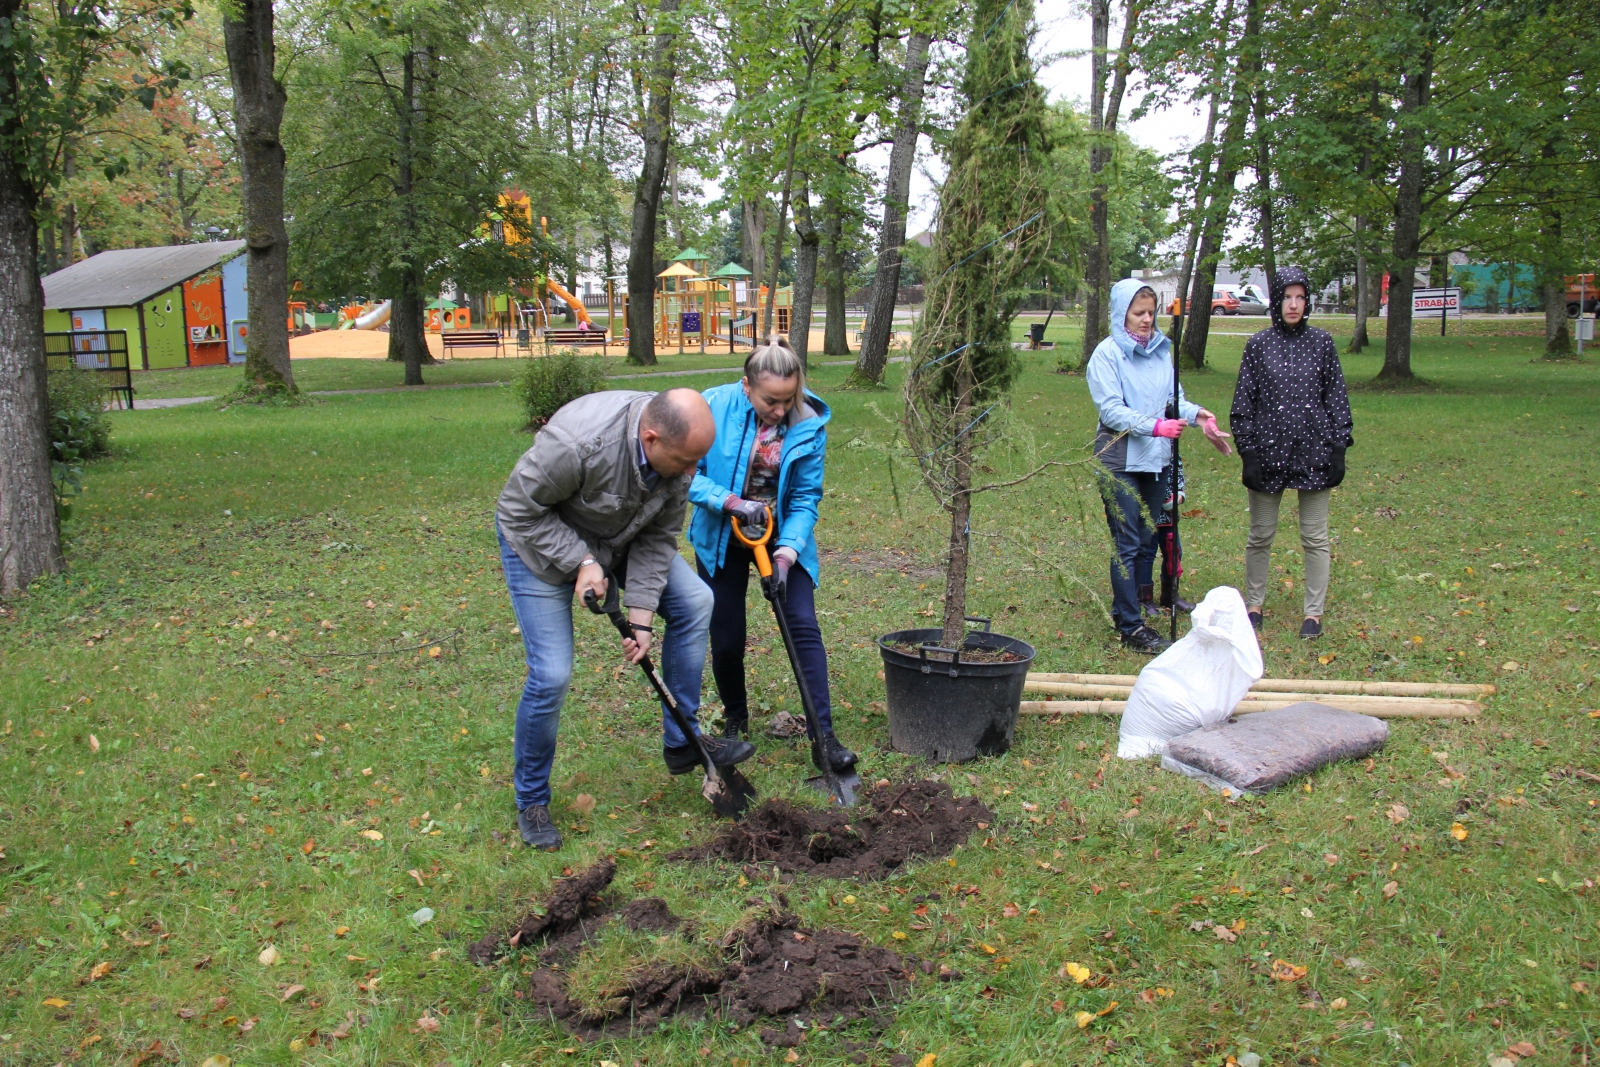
[1086,277,1201,473]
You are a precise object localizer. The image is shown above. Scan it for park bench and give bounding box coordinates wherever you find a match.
[544,327,608,351]
[440,330,504,358]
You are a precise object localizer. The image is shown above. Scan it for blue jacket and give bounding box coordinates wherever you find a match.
[1086,276,1200,473]
[688,383,830,584]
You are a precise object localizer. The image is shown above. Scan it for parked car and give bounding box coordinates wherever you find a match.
[1211,289,1241,315]
[1566,274,1599,317]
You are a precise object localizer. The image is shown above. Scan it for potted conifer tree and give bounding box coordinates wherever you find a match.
[879,0,1054,761]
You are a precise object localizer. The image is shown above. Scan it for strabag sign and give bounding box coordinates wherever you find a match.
[1413,287,1461,313]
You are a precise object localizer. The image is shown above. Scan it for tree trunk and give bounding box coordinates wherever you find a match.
[1544,281,1572,357]
[223,0,295,393]
[1079,0,1110,368]
[822,194,850,354]
[940,359,976,650]
[1378,53,1431,383]
[626,0,681,366]
[851,30,930,385]
[1349,216,1369,352]
[789,176,819,365]
[1181,0,1259,370]
[1251,84,1277,291]
[1168,83,1223,348]
[0,123,64,596]
[763,125,803,338]
[742,199,767,294]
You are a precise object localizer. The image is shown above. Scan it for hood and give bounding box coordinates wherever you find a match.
[1108,277,1168,358]
[1270,266,1313,334]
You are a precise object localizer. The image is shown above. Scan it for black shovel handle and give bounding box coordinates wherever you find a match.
[583,577,722,786]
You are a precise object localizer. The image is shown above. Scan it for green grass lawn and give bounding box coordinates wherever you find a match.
[5,336,1597,1065]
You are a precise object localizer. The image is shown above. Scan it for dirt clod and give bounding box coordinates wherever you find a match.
[674,779,992,879]
[719,910,908,1030]
[466,857,616,965]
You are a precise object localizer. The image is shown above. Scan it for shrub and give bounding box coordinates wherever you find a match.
[514,352,608,432]
[46,367,113,521]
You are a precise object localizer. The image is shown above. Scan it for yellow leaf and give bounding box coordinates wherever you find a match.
[1075,1010,1095,1028]
[335,926,349,938]
[257,944,281,966]
[359,830,383,841]
[199,1057,231,1067]
[784,1052,799,1064]
[892,931,907,940]
[301,838,316,854]
[88,961,113,981]
[1097,1000,1119,1017]
[1451,822,1469,841]
[1271,959,1307,982]
[427,646,442,658]
[1064,961,1091,984]
[916,1056,936,1067]
[42,997,69,1008]
[1329,997,1349,1010]
[289,1039,305,1052]
[479,765,492,778]
[843,895,857,905]
[979,942,996,954]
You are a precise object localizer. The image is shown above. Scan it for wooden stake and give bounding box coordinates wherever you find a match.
[1026,672,1495,698]
[1019,698,1481,719]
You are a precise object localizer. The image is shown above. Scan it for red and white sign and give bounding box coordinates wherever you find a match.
[1413,287,1461,314]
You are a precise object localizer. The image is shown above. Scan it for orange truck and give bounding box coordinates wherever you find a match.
[1566,275,1598,316]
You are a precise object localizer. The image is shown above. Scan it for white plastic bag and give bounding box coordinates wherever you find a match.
[1117,586,1263,759]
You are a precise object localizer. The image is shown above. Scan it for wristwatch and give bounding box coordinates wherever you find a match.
[579,557,598,570]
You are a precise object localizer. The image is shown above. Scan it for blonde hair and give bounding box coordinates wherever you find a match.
[744,335,812,422]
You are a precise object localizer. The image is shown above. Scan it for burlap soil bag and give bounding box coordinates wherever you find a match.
[1161,701,1389,796]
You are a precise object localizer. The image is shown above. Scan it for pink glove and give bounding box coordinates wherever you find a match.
[1199,413,1220,434]
[1152,419,1186,439]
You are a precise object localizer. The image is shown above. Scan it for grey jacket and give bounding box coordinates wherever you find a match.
[496,390,689,613]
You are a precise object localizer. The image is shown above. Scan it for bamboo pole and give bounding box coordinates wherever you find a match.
[1019,698,1481,719]
[1025,681,1485,709]
[1026,672,1495,698]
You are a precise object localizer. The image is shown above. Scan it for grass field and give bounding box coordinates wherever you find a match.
[4,326,1597,1066]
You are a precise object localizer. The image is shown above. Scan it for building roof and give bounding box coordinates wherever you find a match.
[709,262,752,278]
[657,262,700,278]
[671,247,709,262]
[43,240,247,310]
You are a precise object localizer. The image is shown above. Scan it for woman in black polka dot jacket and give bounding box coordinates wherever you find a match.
[1229,266,1353,640]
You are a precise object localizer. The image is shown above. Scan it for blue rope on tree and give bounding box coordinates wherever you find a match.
[982,0,1020,39]
[939,211,1044,279]
[912,342,972,376]
[922,402,999,461]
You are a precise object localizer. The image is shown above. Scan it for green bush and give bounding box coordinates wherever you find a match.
[514,353,608,432]
[47,367,112,520]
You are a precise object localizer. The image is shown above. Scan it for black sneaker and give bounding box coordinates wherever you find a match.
[1247,610,1263,632]
[811,733,858,772]
[1300,617,1322,640]
[663,735,755,775]
[517,805,562,850]
[1119,626,1171,655]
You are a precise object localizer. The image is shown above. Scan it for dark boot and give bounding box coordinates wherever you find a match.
[721,714,749,740]
[517,805,562,850]
[1138,583,1159,619]
[664,735,756,775]
[1120,625,1172,655]
[811,733,858,772]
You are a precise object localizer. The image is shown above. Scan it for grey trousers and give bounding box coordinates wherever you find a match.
[1246,488,1331,618]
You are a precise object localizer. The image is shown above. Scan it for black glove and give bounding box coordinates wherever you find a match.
[725,496,768,529]
[1240,450,1264,492]
[1326,447,1347,489]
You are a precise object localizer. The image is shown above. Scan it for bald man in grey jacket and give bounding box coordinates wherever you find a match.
[496,388,754,849]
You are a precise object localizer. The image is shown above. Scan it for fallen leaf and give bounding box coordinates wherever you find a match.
[335,926,349,938]
[407,869,427,888]
[359,829,383,841]
[784,1052,799,1064]
[1573,981,1591,994]
[1098,1000,1119,1017]
[42,996,69,1008]
[1064,961,1091,984]
[1451,822,1469,841]
[1271,959,1308,982]
[88,961,113,981]
[427,646,442,658]
[279,984,306,1002]
[1214,925,1238,944]
[1386,803,1410,825]
[1383,880,1399,900]
[1323,852,1339,865]
[1504,1042,1537,1059]
[1189,919,1213,932]
[1002,903,1021,918]
[1329,997,1348,1010]
[301,839,316,855]
[237,1018,256,1032]
[416,1015,440,1033]
[1318,653,1335,665]
[916,1057,936,1067]
[1139,988,1156,1003]
[571,793,596,816]
[88,734,100,752]
[257,944,281,966]
[198,1057,230,1067]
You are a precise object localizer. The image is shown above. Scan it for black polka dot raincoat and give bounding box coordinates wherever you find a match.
[1228,266,1354,493]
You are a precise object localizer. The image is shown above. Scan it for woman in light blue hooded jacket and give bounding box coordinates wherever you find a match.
[1087,278,1233,653]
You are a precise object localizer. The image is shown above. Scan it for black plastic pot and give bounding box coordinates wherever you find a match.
[878,617,1037,762]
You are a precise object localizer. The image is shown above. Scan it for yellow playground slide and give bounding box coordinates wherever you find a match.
[543,280,594,328]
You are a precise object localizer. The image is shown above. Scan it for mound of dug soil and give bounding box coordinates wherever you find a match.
[673,779,993,879]
[474,861,911,1038]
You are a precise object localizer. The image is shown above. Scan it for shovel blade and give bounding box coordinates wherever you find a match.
[806,769,862,807]
[701,765,759,819]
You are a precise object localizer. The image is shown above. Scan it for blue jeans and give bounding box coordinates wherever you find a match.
[1100,467,1172,635]
[699,541,833,737]
[498,526,713,810]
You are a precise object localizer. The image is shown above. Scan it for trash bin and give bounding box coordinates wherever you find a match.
[1028,323,1046,347]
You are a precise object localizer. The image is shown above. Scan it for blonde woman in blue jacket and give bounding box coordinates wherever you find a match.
[688,338,856,773]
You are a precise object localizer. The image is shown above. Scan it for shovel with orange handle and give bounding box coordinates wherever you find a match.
[732,506,860,807]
